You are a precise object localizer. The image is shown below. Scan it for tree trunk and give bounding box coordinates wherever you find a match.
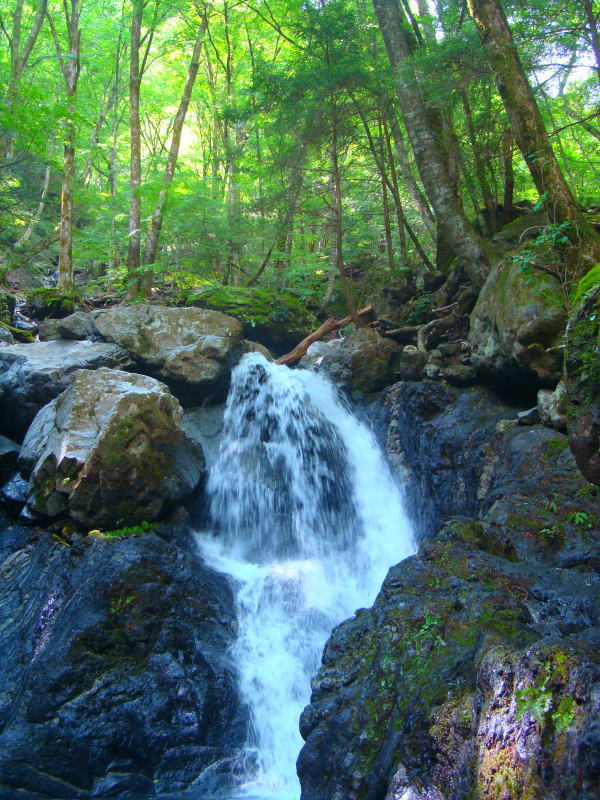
[127,0,143,287]
[142,19,207,282]
[372,0,489,288]
[502,127,514,222]
[583,0,600,83]
[468,0,600,268]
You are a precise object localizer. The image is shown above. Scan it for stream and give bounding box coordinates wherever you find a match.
[195,353,415,798]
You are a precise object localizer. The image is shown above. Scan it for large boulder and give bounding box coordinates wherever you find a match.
[0,522,247,799]
[94,305,243,402]
[39,309,105,342]
[0,340,134,439]
[469,257,567,399]
[184,286,318,353]
[299,381,600,800]
[565,283,600,485]
[301,328,402,393]
[23,288,83,320]
[19,368,205,528]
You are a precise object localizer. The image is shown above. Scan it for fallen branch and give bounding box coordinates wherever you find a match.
[276,304,374,366]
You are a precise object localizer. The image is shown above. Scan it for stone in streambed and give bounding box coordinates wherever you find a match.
[0,339,134,439]
[19,368,204,528]
[94,304,244,402]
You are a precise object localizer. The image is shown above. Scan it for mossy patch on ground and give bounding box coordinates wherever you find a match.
[24,288,83,320]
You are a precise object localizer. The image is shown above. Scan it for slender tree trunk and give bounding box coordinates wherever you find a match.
[143,19,207,276]
[47,0,81,289]
[373,0,489,287]
[502,127,514,222]
[388,113,436,241]
[461,87,496,233]
[15,150,52,246]
[468,0,600,268]
[583,0,600,83]
[127,0,143,287]
[382,116,409,268]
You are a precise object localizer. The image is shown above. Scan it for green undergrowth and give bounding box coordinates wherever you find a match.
[95,520,157,539]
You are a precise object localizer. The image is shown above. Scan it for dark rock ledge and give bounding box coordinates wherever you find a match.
[298,381,600,800]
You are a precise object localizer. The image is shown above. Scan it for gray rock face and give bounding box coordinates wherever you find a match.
[301,328,402,393]
[20,368,204,528]
[469,257,567,399]
[94,305,244,402]
[0,340,134,439]
[0,523,248,799]
[39,309,106,341]
[299,381,600,800]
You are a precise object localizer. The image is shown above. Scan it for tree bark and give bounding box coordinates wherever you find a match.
[372,0,489,288]
[47,0,81,290]
[142,18,207,279]
[468,0,600,268]
[127,0,143,287]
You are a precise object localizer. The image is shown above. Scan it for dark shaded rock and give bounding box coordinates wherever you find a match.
[0,435,19,484]
[39,311,105,342]
[0,472,28,515]
[0,340,134,440]
[566,284,600,485]
[517,406,540,425]
[23,288,82,320]
[299,382,600,800]
[19,369,205,528]
[0,524,248,799]
[439,363,477,386]
[0,324,14,344]
[37,318,62,341]
[395,346,426,381]
[95,305,244,403]
[469,256,566,400]
[0,290,16,327]
[183,285,318,354]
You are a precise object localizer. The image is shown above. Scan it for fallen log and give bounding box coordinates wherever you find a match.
[276,304,374,366]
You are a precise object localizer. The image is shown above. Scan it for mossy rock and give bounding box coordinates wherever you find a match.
[0,290,16,327]
[565,284,600,485]
[183,286,318,353]
[24,288,83,320]
[0,320,34,343]
[573,263,600,304]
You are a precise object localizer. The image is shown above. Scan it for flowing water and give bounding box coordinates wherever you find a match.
[196,353,415,799]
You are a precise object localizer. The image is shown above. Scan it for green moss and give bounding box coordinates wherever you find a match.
[25,287,82,320]
[100,520,157,539]
[0,320,34,343]
[452,519,517,560]
[573,263,600,303]
[181,284,318,350]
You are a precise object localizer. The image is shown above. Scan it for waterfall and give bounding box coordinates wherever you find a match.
[196,353,415,798]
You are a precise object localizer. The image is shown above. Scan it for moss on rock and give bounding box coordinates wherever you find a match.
[0,290,16,327]
[24,287,82,320]
[182,285,318,353]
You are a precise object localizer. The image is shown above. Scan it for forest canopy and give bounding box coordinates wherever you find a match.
[1,0,599,308]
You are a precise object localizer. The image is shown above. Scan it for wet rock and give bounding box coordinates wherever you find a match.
[0,436,19,485]
[538,379,568,432]
[302,328,402,393]
[300,382,600,800]
[0,523,248,799]
[0,473,28,516]
[20,368,205,528]
[469,256,566,400]
[565,284,600,485]
[0,324,14,344]
[95,305,244,403]
[439,363,477,387]
[55,309,105,340]
[517,406,540,425]
[0,340,134,439]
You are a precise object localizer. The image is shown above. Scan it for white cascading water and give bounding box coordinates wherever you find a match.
[196,352,415,799]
